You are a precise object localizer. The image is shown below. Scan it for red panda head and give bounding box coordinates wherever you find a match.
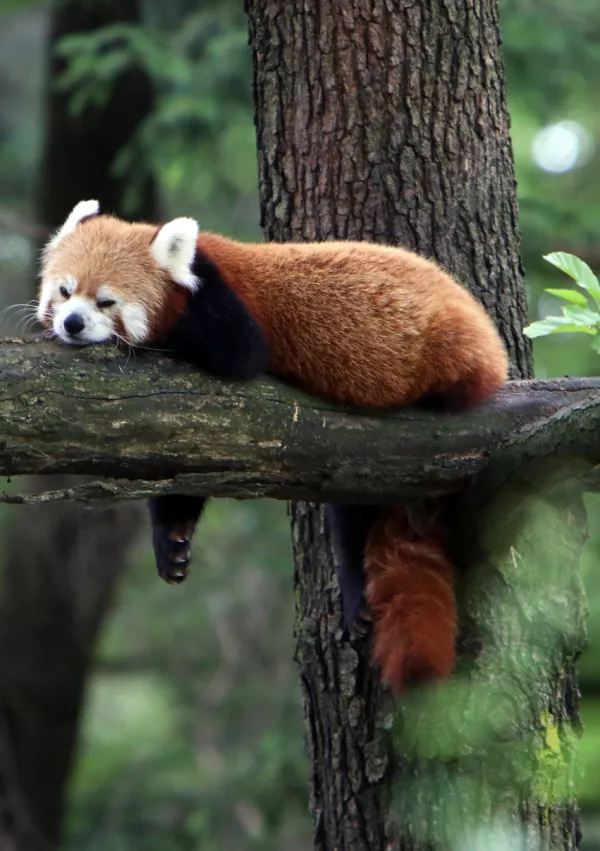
[38,200,200,346]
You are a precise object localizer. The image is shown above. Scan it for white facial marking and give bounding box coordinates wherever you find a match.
[37,281,53,323]
[53,294,113,346]
[39,278,148,348]
[151,217,199,290]
[37,275,77,322]
[121,303,149,344]
[96,285,117,303]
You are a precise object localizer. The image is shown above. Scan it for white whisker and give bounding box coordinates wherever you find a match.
[112,331,138,369]
[15,315,41,334]
[8,312,38,328]
[132,341,170,354]
[0,301,40,323]
[10,308,38,319]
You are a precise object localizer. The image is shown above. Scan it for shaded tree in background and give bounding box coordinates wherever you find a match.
[38,0,156,222]
[0,1,157,848]
[46,0,259,237]
[247,0,586,848]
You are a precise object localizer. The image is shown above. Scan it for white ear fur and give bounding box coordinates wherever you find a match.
[44,200,100,258]
[151,217,199,290]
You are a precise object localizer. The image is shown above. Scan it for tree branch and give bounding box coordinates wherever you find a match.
[1,337,599,503]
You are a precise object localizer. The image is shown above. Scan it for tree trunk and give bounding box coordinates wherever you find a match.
[246,1,585,849]
[0,501,140,851]
[0,1,157,848]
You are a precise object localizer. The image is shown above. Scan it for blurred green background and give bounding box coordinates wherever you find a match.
[1,0,600,848]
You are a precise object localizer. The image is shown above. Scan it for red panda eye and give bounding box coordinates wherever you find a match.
[59,285,70,299]
[97,298,116,309]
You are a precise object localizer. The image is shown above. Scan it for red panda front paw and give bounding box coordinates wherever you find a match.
[153,523,195,584]
[148,495,206,586]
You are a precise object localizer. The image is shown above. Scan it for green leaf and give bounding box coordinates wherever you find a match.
[544,252,600,301]
[562,305,600,326]
[548,324,597,335]
[545,288,589,307]
[523,316,597,338]
[591,336,600,354]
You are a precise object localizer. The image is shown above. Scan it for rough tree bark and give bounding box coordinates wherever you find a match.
[1,339,600,505]
[0,2,157,848]
[246,1,584,849]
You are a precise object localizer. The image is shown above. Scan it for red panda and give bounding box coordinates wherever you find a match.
[37,200,508,693]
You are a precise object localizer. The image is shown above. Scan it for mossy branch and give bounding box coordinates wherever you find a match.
[1,338,600,504]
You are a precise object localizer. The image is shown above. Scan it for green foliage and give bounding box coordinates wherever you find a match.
[501,0,600,330]
[62,499,310,851]
[544,252,600,298]
[4,0,600,847]
[502,0,600,117]
[391,482,586,849]
[54,4,259,237]
[524,253,600,346]
[56,25,192,113]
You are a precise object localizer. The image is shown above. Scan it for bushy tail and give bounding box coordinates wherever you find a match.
[364,505,457,691]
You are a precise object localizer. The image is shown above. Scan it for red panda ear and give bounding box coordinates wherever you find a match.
[43,200,100,259]
[151,217,199,291]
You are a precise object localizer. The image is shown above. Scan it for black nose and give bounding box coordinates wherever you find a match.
[63,313,85,335]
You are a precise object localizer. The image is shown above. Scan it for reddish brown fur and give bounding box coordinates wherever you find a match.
[155,286,190,340]
[188,235,504,690]
[192,233,508,407]
[187,235,503,690]
[365,506,457,690]
[42,217,175,328]
[43,217,508,410]
[42,215,509,693]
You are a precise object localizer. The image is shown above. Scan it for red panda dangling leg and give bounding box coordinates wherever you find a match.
[325,504,381,630]
[364,505,457,692]
[148,495,207,583]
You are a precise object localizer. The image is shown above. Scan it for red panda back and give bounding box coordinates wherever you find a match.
[189,235,502,692]
[197,234,508,408]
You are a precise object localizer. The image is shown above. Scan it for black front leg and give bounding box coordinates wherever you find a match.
[325,503,381,632]
[147,257,267,587]
[163,252,269,380]
[148,494,207,584]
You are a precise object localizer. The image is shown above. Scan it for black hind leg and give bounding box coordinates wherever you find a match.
[325,504,380,633]
[148,494,207,584]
